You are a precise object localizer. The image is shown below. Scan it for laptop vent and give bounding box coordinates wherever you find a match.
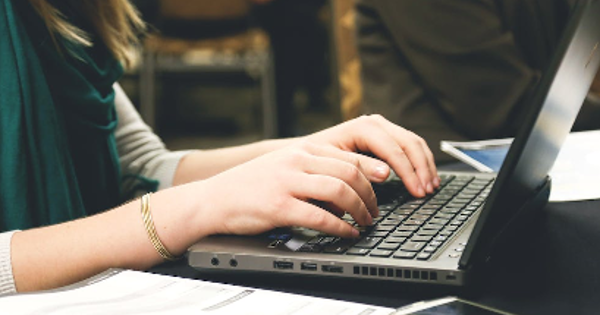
[352,265,438,282]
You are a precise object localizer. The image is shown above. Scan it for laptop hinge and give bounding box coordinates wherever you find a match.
[459,176,551,270]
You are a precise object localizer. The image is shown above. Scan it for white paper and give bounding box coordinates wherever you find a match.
[0,270,394,315]
[441,130,600,202]
[548,130,600,202]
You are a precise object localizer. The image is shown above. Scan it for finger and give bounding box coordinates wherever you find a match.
[301,142,390,182]
[419,137,440,187]
[298,146,379,217]
[370,115,438,193]
[293,172,374,226]
[279,198,359,238]
[344,118,427,197]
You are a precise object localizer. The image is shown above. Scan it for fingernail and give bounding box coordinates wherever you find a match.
[426,183,433,193]
[351,229,360,238]
[434,177,441,187]
[418,186,426,197]
[373,164,389,179]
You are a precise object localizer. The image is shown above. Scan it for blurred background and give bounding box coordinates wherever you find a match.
[122,0,600,161]
[121,0,360,151]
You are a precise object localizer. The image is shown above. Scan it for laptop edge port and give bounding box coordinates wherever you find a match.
[273,261,294,270]
[301,262,318,271]
[322,265,343,273]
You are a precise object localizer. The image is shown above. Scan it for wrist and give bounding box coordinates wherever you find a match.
[142,183,218,257]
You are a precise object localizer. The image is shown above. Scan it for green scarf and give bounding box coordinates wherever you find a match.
[1,0,124,231]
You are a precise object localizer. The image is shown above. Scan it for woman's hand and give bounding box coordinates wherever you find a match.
[305,115,439,197]
[197,115,439,238]
[199,141,379,238]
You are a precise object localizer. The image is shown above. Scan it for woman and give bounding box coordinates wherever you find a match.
[0,0,438,295]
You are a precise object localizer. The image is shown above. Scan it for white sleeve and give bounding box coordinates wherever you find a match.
[113,84,193,195]
[0,231,17,296]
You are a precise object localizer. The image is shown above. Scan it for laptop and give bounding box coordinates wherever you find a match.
[188,0,600,287]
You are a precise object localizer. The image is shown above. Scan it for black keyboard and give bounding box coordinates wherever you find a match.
[296,174,494,260]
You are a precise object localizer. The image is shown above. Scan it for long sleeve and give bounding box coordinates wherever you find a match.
[113,84,192,196]
[0,87,191,297]
[0,231,17,296]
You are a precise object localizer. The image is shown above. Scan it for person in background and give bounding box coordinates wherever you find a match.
[357,0,600,163]
[0,0,438,295]
[253,0,330,137]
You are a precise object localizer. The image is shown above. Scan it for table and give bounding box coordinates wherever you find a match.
[151,197,600,315]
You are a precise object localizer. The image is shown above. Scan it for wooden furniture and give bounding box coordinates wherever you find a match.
[139,0,277,138]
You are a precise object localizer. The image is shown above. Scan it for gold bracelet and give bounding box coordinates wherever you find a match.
[141,193,179,261]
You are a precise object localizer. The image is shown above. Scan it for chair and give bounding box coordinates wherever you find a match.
[139,0,277,138]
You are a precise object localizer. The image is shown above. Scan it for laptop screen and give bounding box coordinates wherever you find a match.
[460,0,600,268]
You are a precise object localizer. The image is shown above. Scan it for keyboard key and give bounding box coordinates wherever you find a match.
[394,209,415,215]
[398,225,419,232]
[439,230,453,236]
[374,225,396,232]
[411,235,433,242]
[410,214,431,221]
[423,246,438,253]
[455,215,469,221]
[390,231,413,237]
[417,253,431,260]
[405,219,426,226]
[422,223,444,230]
[434,213,454,219]
[434,235,448,242]
[429,218,449,225]
[400,241,426,252]
[368,231,389,238]
[370,249,394,258]
[387,214,406,221]
[399,204,420,209]
[346,248,370,256]
[415,209,436,215]
[444,225,458,232]
[298,244,322,253]
[378,203,398,211]
[354,237,382,249]
[381,219,402,226]
[323,245,349,254]
[416,229,437,236]
[319,237,339,245]
[393,251,417,259]
[377,242,401,251]
[386,236,408,243]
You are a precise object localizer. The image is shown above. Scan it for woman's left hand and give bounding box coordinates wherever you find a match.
[304,114,440,198]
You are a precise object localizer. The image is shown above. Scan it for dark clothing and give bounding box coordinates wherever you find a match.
[357,0,599,163]
[254,0,329,137]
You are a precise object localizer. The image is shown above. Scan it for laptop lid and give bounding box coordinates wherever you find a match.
[459,0,600,269]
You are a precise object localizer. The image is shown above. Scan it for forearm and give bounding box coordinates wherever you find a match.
[173,137,297,185]
[10,183,213,293]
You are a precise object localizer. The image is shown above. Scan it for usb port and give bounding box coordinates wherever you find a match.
[273,261,294,270]
[301,262,318,271]
[322,265,343,273]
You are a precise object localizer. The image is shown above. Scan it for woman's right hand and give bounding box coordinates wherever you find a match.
[194,141,385,238]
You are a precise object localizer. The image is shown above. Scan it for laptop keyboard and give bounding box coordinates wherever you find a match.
[296,174,494,260]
